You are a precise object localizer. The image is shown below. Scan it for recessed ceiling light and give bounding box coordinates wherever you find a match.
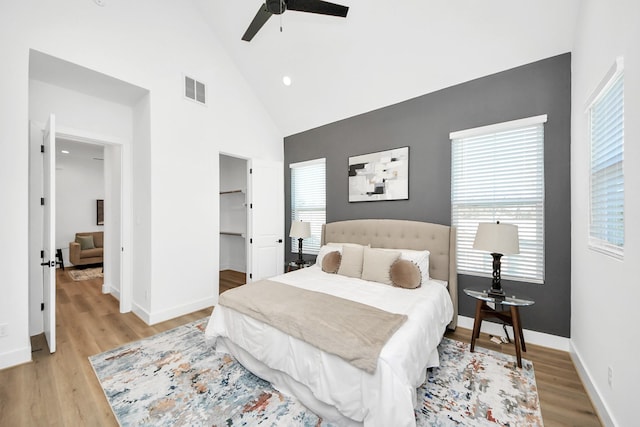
[282,76,292,86]
[61,150,70,154]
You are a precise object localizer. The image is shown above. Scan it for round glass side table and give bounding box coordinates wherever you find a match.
[463,288,534,368]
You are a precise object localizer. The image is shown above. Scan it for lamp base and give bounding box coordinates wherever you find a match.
[296,237,305,266]
[488,252,505,299]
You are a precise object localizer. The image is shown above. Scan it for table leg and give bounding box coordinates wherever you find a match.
[514,306,527,352]
[56,248,64,271]
[470,300,484,352]
[510,306,523,368]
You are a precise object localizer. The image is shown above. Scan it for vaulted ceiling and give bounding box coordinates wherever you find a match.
[194,0,581,136]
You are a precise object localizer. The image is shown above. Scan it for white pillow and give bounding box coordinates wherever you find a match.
[337,245,366,278]
[376,248,430,285]
[315,243,344,267]
[316,242,370,266]
[361,247,401,285]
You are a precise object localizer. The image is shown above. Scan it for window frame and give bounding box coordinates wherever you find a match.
[290,158,326,255]
[585,57,625,259]
[450,115,547,284]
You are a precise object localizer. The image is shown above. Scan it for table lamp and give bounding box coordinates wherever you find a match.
[473,221,520,298]
[289,221,311,266]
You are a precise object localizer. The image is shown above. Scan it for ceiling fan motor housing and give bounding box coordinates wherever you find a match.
[266,0,286,14]
[242,0,348,41]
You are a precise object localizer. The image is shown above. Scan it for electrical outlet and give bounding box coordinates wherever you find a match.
[0,323,8,337]
[607,366,613,388]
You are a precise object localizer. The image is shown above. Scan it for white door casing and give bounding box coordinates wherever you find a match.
[248,159,284,281]
[42,114,56,353]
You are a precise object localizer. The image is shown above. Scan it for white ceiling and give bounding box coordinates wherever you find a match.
[194,0,581,136]
[56,138,104,169]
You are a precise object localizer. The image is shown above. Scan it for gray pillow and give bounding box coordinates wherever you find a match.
[390,259,422,289]
[76,235,95,250]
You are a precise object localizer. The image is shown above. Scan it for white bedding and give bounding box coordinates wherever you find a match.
[205,265,453,427]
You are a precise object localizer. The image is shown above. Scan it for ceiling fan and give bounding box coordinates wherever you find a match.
[242,0,349,42]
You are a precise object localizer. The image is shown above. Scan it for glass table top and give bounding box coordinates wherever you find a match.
[463,288,534,307]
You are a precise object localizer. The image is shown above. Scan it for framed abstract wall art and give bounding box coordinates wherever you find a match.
[348,147,409,202]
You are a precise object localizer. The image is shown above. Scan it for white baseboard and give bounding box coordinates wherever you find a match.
[220,264,245,273]
[0,345,32,370]
[457,315,570,351]
[570,342,616,427]
[132,297,216,326]
[147,296,215,325]
[102,283,120,301]
[132,302,151,324]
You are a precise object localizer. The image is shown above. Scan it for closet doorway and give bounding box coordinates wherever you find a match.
[219,154,248,292]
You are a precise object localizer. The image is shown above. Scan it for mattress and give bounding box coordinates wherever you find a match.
[205,265,454,426]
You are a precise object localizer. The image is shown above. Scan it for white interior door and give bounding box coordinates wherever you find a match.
[42,114,56,353]
[249,159,284,281]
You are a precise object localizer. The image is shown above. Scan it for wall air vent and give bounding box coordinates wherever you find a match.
[184,75,206,105]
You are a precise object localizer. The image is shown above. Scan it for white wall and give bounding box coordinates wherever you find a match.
[0,0,282,369]
[571,1,640,426]
[55,145,105,267]
[29,79,134,140]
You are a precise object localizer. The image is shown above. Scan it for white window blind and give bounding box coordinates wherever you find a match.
[290,158,326,255]
[588,63,624,258]
[451,116,546,283]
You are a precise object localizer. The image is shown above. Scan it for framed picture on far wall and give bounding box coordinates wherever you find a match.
[97,199,104,225]
[348,146,409,202]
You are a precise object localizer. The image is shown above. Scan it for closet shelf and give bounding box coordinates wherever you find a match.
[220,189,245,195]
[220,231,245,237]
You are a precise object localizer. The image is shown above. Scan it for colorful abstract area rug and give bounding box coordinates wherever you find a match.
[417,339,543,426]
[90,318,543,426]
[67,267,103,281]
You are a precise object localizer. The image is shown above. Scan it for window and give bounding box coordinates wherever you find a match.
[451,115,546,283]
[587,58,624,258]
[290,158,326,255]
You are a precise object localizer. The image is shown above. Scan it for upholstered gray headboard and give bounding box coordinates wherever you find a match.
[321,219,458,329]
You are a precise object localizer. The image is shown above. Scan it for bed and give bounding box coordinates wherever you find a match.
[205,219,458,426]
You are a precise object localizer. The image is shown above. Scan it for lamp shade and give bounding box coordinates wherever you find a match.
[289,221,311,238]
[473,222,520,255]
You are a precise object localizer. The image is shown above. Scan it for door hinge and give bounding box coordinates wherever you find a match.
[250,238,253,244]
[40,250,44,258]
[249,273,253,279]
[250,168,252,174]
[250,203,253,209]
[41,303,45,311]
[40,145,45,153]
[41,197,45,206]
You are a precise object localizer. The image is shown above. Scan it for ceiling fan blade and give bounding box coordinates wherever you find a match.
[286,0,349,17]
[242,4,273,41]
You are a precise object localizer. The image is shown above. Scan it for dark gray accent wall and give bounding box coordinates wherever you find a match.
[284,53,571,337]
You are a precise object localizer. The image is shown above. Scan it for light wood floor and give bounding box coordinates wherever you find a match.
[0,269,601,426]
[219,269,246,293]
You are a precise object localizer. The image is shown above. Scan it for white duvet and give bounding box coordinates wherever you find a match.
[205,265,454,427]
